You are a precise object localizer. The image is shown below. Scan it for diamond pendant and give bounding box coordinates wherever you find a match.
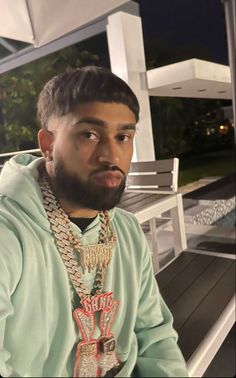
[73,293,120,377]
[98,336,119,377]
[74,341,98,377]
[76,241,115,272]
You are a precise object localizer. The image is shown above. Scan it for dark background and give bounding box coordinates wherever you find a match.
[134,0,228,66]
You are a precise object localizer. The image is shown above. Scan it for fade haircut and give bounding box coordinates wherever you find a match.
[37,66,140,129]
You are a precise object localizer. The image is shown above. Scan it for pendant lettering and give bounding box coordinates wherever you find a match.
[73,293,120,377]
[76,241,116,272]
[81,292,113,313]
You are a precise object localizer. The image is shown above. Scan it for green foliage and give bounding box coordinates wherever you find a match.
[144,37,234,159]
[0,45,100,152]
[150,96,189,158]
[0,33,234,157]
[179,148,236,186]
[150,96,233,159]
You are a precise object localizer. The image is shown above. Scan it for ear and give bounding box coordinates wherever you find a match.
[38,129,54,161]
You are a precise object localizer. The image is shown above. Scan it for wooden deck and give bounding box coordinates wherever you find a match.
[156,251,235,376]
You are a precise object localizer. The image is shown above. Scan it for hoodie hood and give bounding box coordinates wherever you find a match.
[0,154,115,232]
[0,154,51,231]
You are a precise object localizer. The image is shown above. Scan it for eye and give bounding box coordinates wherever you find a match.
[81,131,99,141]
[117,134,132,142]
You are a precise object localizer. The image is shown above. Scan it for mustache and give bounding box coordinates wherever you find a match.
[91,164,125,176]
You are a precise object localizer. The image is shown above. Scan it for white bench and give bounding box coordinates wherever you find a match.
[125,158,187,272]
[123,159,235,376]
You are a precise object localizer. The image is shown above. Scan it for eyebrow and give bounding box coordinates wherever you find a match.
[73,117,136,131]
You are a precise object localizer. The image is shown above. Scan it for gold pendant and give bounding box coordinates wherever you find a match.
[98,301,120,376]
[74,341,98,377]
[76,241,116,272]
[98,336,119,377]
[73,293,120,377]
[73,307,97,377]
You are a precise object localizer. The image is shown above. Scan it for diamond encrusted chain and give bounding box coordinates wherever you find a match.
[38,172,116,298]
[38,169,120,377]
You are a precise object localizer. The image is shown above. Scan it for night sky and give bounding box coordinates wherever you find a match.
[134,0,229,66]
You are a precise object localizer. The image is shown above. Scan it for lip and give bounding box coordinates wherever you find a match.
[91,171,123,188]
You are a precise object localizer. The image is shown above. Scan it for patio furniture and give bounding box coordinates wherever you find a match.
[119,160,235,376]
[121,158,187,272]
[156,249,235,377]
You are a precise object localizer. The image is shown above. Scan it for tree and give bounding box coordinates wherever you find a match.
[0,45,100,152]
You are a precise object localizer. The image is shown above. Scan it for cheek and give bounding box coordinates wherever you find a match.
[121,146,133,173]
[53,135,79,160]
[53,141,93,179]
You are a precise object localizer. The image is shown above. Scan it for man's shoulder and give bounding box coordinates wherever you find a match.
[112,206,142,233]
[113,206,137,222]
[0,194,22,230]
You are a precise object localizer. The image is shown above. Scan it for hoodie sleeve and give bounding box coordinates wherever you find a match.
[0,224,22,377]
[133,233,189,377]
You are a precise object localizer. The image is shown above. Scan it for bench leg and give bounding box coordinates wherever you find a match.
[170,193,187,257]
[149,218,160,273]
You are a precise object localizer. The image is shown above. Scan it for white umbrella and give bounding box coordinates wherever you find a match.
[0,0,129,47]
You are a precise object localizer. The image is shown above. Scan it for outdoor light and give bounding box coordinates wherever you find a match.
[219,125,229,135]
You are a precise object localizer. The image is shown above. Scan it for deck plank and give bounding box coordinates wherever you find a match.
[157,251,235,362]
[158,253,214,305]
[156,252,197,289]
[166,256,233,330]
[177,262,235,360]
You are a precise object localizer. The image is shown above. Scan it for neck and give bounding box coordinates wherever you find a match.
[59,198,99,218]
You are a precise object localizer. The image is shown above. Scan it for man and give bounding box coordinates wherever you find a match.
[0,66,188,377]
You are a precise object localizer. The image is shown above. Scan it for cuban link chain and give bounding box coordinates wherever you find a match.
[38,172,120,377]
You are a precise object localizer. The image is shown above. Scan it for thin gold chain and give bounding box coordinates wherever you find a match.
[38,172,116,298]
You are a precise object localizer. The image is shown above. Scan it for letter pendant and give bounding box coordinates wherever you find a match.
[98,301,120,377]
[73,307,98,377]
[74,341,98,377]
[72,294,120,377]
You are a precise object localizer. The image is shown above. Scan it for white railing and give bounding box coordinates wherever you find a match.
[0,148,41,158]
[0,148,41,169]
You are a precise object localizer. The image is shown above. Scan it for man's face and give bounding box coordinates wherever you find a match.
[39,102,136,211]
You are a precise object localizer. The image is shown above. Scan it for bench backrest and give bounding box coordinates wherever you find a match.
[126,158,179,192]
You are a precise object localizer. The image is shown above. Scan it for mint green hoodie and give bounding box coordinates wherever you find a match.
[0,154,188,377]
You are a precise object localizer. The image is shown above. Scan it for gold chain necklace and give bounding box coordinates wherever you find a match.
[38,172,120,377]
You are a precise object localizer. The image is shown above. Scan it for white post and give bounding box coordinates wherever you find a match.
[222,0,236,143]
[106,12,155,162]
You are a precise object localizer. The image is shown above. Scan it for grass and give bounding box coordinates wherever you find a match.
[178,149,236,186]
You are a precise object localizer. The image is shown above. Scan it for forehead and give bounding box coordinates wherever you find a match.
[48,101,137,131]
[73,101,136,123]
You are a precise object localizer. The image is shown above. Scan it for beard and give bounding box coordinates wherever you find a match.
[50,158,126,211]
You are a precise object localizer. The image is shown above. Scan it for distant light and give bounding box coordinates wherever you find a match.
[219,125,229,135]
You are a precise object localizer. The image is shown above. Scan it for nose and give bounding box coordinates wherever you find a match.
[97,138,120,165]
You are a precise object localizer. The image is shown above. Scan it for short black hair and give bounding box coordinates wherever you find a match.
[37,66,140,129]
